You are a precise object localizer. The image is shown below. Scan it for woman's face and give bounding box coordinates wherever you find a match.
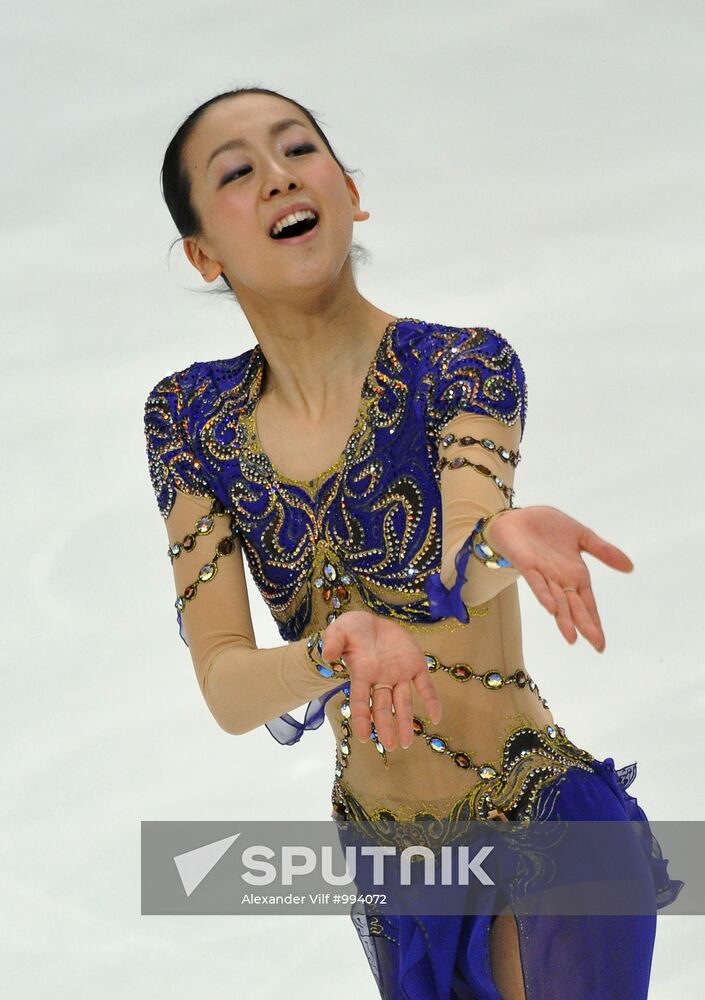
[181,93,367,302]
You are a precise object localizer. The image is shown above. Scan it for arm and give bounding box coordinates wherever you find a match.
[161,488,346,736]
[434,421,632,653]
[143,371,343,737]
[436,409,523,609]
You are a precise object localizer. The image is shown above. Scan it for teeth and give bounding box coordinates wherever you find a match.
[271,209,317,237]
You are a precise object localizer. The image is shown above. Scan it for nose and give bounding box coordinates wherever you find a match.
[267,179,298,197]
[263,159,301,199]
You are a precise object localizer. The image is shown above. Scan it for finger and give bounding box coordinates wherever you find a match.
[371,687,397,750]
[565,589,605,652]
[581,527,634,573]
[394,681,414,748]
[547,579,577,644]
[321,621,345,662]
[523,567,558,615]
[572,578,606,651]
[412,671,442,726]
[348,675,372,743]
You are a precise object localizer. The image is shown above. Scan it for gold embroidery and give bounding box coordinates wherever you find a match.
[331,718,596,843]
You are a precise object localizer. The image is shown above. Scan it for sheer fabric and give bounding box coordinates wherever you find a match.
[158,488,346,739]
[144,318,683,999]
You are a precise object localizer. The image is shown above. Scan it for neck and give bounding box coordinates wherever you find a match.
[236,280,397,419]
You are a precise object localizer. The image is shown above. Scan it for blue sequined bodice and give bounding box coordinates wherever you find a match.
[146,318,527,640]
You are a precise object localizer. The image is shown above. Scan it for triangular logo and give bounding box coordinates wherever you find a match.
[173,833,241,897]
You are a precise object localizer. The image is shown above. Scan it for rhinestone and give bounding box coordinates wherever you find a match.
[316,637,324,657]
[175,597,185,611]
[441,433,455,448]
[340,574,352,585]
[171,543,181,556]
[340,702,351,719]
[546,725,556,739]
[340,721,351,737]
[375,741,386,755]
[184,584,197,600]
[343,685,350,696]
[429,736,447,753]
[183,535,196,551]
[322,586,332,601]
[340,740,350,756]
[196,515,213,534]
[453,753,471,769]
[450,664,471,680]
[323,563,337,582]
[314,577,324,588]
[340,754,348,767]
[332,595,341,609]
[459,436,476,446]
[335,763,343,779]
[307,635,315,650]
[528,679,536,691]
[425,654,440,672]
[514,670,527,687]
[405,567,417,577]
[450,456,466,469]
[542,698,549,708]
[479,764,498,780]
[499,448,510,460]
[198,563,216,582]
[412,718,424,736]
[327,612,337,624]
[316,663,336,678]
[483,671,504,689]
[481,438,495,450]
[216,537,234,555]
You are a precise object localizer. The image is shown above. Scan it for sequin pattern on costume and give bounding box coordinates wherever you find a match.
[331,719,597,847]
[144,319,528,643]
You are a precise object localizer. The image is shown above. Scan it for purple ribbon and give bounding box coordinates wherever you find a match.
[423,518,485,624]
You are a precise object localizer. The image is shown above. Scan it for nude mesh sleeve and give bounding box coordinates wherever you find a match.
[158,489,346,736]
[434,410,523,613]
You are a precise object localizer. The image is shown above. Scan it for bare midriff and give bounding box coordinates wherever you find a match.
[322,582,558,821]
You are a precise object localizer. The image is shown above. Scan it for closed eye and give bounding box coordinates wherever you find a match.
[220,143,317,186]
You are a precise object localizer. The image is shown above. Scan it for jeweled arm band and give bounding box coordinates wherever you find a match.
[174,532,237,613]
[438,455,515,505]
[439,431,520,468]
[167,497,230,563]
[469,508,517,570]
[305,631,351,680]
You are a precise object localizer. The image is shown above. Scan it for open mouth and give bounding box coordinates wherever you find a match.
[270,212,319,241]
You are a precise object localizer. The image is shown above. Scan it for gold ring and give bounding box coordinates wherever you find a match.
[371,683,394,693]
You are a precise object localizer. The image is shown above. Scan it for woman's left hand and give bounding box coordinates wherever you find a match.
[485,505,634,653]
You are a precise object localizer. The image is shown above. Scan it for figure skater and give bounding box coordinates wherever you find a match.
[144,86,683,999]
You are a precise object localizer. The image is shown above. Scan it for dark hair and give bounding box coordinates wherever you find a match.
[160,86,369,299]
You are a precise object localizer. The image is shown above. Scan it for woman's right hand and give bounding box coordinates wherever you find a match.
[321,610,442,751]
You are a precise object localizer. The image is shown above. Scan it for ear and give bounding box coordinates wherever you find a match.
[183,236,223,283]
[344,174,370,223]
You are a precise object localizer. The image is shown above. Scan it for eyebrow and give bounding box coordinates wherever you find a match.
[206,118,309,171]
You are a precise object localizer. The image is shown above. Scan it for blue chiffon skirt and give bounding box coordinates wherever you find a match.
[346,756,684,1000]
